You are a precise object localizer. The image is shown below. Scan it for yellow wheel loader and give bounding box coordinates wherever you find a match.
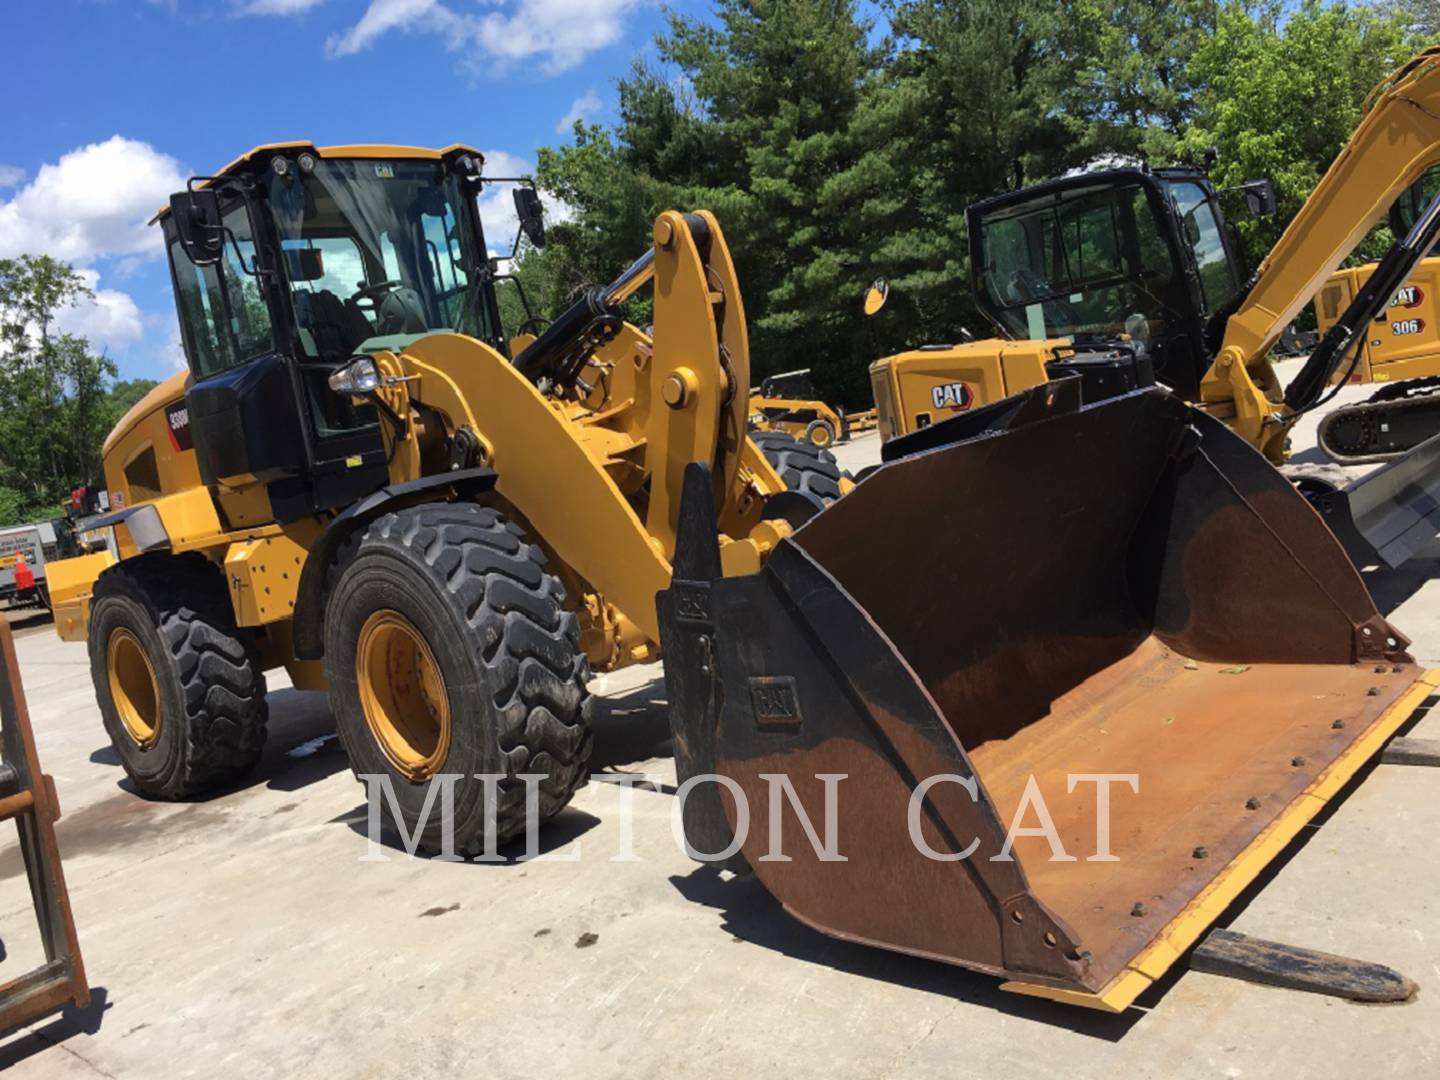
[657,47,1440,1012]
[867,48,1440,570]
[43,142,845,852]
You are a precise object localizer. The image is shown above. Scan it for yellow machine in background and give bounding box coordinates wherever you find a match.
[869,49,1440,461]
[1313,252,1440,462]
[747,368,849,447]
[1316,256,1440,384]
[865,49,1440,566]
[43,142,844,853]
[867,337,1066,441]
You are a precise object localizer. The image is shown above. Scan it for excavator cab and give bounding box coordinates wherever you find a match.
[1390,165,1440,237]
[967,167,1265,400]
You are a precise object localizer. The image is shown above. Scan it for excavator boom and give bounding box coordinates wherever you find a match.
[1204,48,1440,453]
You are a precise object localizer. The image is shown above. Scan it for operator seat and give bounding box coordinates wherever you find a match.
[293,288,373,357]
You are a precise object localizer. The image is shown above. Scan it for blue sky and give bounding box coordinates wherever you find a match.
[0,0,696,383]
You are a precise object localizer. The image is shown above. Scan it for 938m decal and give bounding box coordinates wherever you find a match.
[165,400,193,452]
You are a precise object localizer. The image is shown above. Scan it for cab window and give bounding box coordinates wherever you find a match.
[169,203,275,378]
[1168,182,1241,314]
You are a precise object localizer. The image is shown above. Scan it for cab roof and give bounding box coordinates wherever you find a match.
[150,142,485,222]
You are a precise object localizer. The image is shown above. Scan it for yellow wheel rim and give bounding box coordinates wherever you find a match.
[355,610,451,781]
[108,627,161,748]
[810,424,833,448]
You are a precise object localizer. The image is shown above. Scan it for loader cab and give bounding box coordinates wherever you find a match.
[161,144,507,523]
[968,167,1250,399]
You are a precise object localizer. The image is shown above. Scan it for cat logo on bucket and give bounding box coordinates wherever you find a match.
[930,381,974,411]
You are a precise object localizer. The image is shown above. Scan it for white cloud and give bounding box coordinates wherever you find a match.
[159,322,188,372]
[236,0,326,12]
[53,269,145,350]
[556,90,603,135]
[477,150,533,252]
[0,136,186,263]
[0,165,23,189]
[235,0,327,13]
[327,0,642,75]
[326,0,441,56]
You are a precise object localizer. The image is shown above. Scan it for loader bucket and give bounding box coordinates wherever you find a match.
[658,386,1435,1012]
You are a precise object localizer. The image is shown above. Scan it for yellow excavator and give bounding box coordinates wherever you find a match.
[1312,241,1440,464]
[659,47,1440,1012]
[43,141,845,852]
[866,48,1440,569]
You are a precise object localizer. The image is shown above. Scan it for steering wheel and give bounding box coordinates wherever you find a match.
[351,280,402,306]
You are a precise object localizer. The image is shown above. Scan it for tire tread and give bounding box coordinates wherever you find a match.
[92,553,267,798]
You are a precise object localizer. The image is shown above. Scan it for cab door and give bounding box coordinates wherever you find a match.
[166,197,386,524]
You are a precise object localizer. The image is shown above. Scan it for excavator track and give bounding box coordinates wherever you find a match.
[1316,380,1440,464]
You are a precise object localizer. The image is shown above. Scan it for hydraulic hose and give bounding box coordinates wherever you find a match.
[513,248,656,387]
[1285,184,1440,413]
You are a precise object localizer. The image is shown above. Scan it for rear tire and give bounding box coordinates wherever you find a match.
[89,554,268,799]
[323,503,592,855]
[753,430,844,503]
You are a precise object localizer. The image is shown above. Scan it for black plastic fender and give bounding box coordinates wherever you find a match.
[291,468,497,659]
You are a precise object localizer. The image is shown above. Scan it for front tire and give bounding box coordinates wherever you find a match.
[89,554,268,799]
[323,503,592,855]
[753,430,845,503]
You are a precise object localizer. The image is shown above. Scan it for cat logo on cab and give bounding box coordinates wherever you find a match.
[930,382,974,411]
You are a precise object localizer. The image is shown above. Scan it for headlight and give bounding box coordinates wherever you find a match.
[328,356,380,395]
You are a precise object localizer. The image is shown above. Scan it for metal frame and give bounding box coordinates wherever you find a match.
[0,615,89,1038]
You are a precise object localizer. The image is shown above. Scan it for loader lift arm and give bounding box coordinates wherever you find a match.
[1203,47,1440,459]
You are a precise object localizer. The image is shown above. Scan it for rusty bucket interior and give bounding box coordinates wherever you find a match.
[660,386,1433,1011]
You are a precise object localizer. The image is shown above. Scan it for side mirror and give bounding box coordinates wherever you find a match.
[863,278,889,316]
[513,187,546,249]
[1239,179,1276,217]
[170,189,224,265]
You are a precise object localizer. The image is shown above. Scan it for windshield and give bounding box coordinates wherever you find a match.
[975,184,1182,342]
[266,158,494,359]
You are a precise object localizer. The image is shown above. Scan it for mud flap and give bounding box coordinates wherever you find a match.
[658,387,1432,1010]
